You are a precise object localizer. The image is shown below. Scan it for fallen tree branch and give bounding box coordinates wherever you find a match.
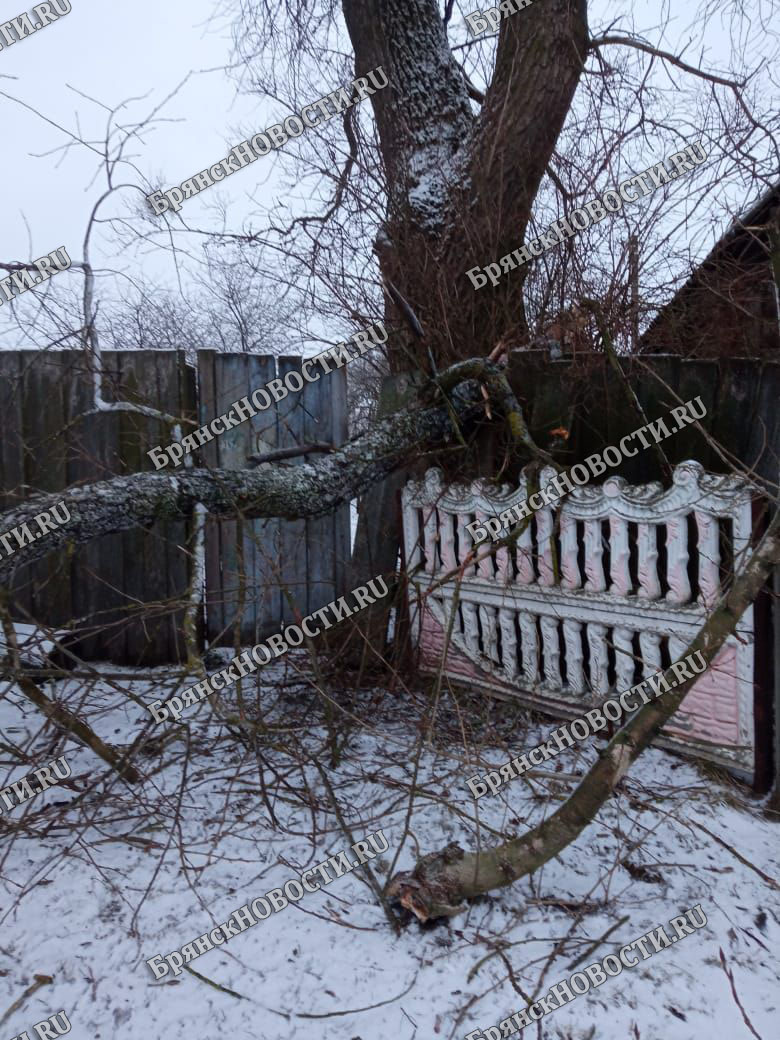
[0,973,53,1028]
[182,963,247,1000]
[0,592,141,784]
[0,360,542,582]
[387,505,780,921]
[688,819,780,891]
[566,914,631,969]
[293,974,417,1018]
[435,358,556,467]
[718,947,764,1040]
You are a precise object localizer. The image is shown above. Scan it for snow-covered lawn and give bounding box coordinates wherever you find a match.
[0,660,777,1039]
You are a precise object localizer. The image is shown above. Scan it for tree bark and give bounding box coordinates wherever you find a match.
[386,506,780,922]
[0,371,498,582]
[347,372,425,658]
[342,0,589,366]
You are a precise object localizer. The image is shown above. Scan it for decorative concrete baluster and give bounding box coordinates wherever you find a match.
[587,622,609,698]
[560,513,581,590]
[519,612,539,685]
[664,633,695,730]
[462,600,481,657]
[665,515,691,604]
[563,618,585,693]
[422,506,438,574]
[695,510,720,607]
[540,616,561,687]
[639,629,662,678]
[536,505,555,586]
[400,496,424,639]
[663,635,695,729]
[613,627,635,693]
[401,499,423,573]
[495,530,511,585]
[479,605,499,664]
[439,593,460,666]
[456,512,474,572]
[584,519,606,592]
[637,522,661,600]
[438,509,457,574]
[609,515,631,595]
[515,513,535,585]
[474,509,494,579]
[500,608,518,681]
[668,633,688,663]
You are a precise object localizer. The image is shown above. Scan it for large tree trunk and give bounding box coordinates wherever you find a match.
[346,372,425,659]
[386,507,780,921]
[338,0,589,665]
[342,0,589,366]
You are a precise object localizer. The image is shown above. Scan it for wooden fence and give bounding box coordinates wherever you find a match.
[501,352,780,487]
[197,351,350,644]
[0,349,350,664]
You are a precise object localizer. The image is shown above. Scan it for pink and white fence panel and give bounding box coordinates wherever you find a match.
[401,461,757,780]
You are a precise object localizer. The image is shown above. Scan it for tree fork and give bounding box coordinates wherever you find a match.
[341,0,589,367]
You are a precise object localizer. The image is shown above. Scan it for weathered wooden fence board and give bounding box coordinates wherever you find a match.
[310,356,350,612]
[0,352,33,619]
[72,356,123,661]
[201,351,246,641]
[244,353,280,639]
[277,357,309,625]
[196,351,350,646]
[0,349,196,664]
[198,349,224,642]
[503,353,780,488]
[116,351,191,665]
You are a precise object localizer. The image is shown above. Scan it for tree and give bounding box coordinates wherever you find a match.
[2,360,779,920]
[230,0,778,629]
[232,0,777,368]
[1,0,778,928]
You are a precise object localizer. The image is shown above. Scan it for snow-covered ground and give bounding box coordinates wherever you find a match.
[0,659,777,1040]
[0,623,66,668]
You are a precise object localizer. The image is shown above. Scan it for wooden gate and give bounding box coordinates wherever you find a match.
[402,462,761,782]
[197,351,350,645]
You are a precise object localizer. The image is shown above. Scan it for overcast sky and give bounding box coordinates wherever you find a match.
[1,0,777,347]
[1,0,278,287]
